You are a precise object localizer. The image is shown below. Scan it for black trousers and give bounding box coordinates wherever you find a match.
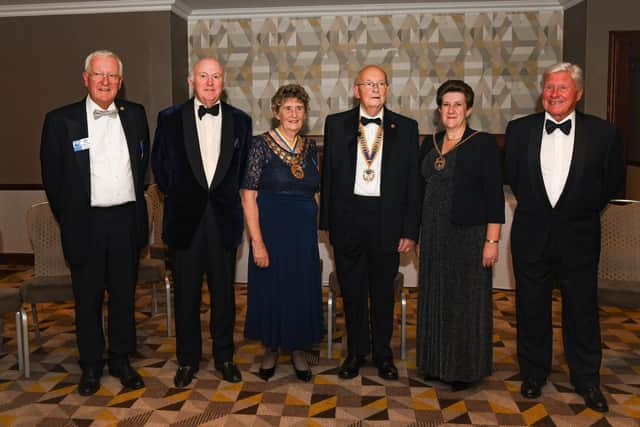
[514,231,602,390]
[171,204,237,369]
[333,196,400,362]
[69,202,138,374]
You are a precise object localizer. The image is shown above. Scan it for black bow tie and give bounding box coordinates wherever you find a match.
[360,116,381,126]
[198,103,220,119]
[545,118,571,135]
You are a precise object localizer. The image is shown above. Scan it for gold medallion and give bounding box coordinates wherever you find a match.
[434,156,446,171]
[363,168,375,182]
[291,163,305,180]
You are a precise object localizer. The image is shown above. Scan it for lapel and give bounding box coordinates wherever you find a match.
[66,100,91,198]
[555,111,586,210]
[527,113,552,208]
[114,99,141,191]
[211,102,235,189]
[181,98,208,189]
[343,107,360,181]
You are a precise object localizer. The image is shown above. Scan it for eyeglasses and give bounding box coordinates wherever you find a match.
[356,81,388,90]
[88,72,121,82]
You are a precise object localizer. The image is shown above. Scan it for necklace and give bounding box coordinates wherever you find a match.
[265,131,308,179]
[273,127,299,153]
[358,122,383,182]
[432,130,480,171]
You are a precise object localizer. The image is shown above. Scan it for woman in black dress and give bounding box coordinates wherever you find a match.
[241,84,322,382]
[416,80,504,391]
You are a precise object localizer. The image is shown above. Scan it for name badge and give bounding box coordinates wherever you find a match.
[72,138,90,152]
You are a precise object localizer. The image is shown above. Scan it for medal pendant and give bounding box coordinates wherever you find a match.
[363,168,375,182]
[434,156,446,171]
[291,164,305,180]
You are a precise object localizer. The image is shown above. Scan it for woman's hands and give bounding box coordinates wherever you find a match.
[252,241,270,268]
[482,241,498,268]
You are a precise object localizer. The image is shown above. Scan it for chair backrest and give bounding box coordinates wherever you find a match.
[26,202,71,277]
[599,200,640,281]
[145,184,164,245]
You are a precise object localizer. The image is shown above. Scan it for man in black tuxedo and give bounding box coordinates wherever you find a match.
[320,65,420,380]
[505,62,624,412]
[40,50,148,395]
[152,57,251,386]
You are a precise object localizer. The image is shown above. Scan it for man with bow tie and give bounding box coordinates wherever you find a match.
[152,57,251,386]
[505,62,624,412]
[319,65,419,380]
[40,50,149,395]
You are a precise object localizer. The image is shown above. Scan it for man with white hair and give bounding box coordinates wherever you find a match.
[41,50,149,395]
[505,62,624,412]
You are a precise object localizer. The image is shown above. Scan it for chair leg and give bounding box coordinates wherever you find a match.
[401,292,407,361]
[0,318,4,354]
[165,275,172,337]
[21,308,30,378]
[31,303,41,346]
[327,290,334,359]
[151,283,158,316]
[13,312,22,374]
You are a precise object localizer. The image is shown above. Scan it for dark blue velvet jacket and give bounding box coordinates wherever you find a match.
[151,99,252,249]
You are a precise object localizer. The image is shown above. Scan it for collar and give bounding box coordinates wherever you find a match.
[544,110,575,124]
[86,95,117,115]
[359,106,383,121]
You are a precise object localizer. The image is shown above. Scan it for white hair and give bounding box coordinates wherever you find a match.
[542,62,583,90]
[84,50,123,75]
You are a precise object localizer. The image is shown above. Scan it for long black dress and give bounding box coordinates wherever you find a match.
[242,132,323,351]
[416,140,493,383]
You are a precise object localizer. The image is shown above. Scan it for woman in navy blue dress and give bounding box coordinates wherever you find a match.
[241,84,322,382]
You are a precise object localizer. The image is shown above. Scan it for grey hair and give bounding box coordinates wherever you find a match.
[84,50,123,75]
[542,62,583,90]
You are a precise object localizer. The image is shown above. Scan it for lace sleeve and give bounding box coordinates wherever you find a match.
[241,134,268,190]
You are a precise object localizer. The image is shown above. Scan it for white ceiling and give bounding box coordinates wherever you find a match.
[0,0,584,18]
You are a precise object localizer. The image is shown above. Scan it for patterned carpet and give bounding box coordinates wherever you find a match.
[0,266,639,426]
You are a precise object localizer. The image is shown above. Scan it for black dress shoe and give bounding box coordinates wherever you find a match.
[78,369,101,396]
[216,362,242,383]
[450,381,470,392]
[521,378,546,398]
[258,365,276,381]
[291,359,312,382]
[338,355,366,379]
[174,365,197,388]
[377,359,399,380]
[110,363,144,390]
[578,386,609,413]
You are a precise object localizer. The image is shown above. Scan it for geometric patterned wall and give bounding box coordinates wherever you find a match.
[190,11,562,134]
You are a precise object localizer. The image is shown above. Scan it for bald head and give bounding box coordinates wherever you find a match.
[353,65,389,116]
[189,57,225,107]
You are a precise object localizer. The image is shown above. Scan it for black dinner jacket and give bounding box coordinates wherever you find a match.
[151,99,252,250]
[319,106,420,252]
[40,98,150,266]
[504,111,624,260]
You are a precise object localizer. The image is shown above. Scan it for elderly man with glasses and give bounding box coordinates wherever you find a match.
[320,65,420,380]
[41,49,149,395]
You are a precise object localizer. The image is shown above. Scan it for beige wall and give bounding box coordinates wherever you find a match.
[0,11,187,186]
[565,0,640,199]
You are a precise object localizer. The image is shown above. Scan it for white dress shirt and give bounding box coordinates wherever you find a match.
[540,111,575,207]
[194,98,222,187]
[86,96,136,207]
[354,107,383,197]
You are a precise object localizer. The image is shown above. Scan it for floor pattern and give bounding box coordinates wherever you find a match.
[0,267,639,426]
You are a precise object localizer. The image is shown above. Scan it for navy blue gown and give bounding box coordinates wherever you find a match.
[241,132,323,351]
